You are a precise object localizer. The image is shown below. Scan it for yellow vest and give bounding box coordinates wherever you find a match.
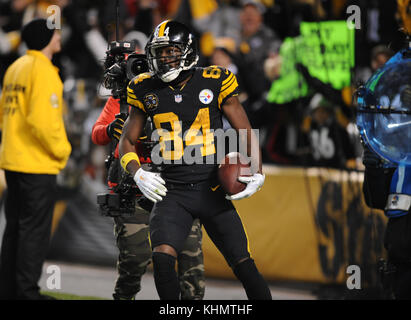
[0,50,71,174]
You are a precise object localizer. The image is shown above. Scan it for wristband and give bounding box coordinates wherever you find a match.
[120,152,140,173]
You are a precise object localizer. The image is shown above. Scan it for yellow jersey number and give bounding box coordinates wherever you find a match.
[202,66,225,79]
[153,108,216,161]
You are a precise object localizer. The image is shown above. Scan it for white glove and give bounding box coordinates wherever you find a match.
[226,173,265,201]
[133,168,167,203]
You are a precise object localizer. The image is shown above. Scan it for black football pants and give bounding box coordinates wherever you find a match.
[0,171,56,300]
[149,180,272,300]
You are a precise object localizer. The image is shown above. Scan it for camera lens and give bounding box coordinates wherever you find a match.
[126,54,149,80]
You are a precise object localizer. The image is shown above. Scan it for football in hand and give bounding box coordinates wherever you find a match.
[218,152,252,195]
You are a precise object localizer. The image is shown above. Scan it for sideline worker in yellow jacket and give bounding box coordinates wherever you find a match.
[0,18,71,300]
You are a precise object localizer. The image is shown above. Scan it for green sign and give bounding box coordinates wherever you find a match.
[267,20,355,104]
[299,20,355,90]
[266,37,308,104]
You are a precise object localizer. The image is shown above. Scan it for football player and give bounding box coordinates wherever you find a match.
[119,20,271,300]
[92,95,205,300]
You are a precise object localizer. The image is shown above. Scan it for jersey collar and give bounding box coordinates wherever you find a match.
[168,69,195,91]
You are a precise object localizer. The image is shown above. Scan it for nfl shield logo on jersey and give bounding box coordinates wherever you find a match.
[175,94,182,103]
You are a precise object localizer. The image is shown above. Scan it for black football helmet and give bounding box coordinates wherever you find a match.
[145,20,199,82]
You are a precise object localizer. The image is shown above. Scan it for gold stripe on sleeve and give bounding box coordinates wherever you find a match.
[127,88,138,100]
[127,97,146,113]
[222,72,234,86]
[218,77,239,109]
[221,75,236,92]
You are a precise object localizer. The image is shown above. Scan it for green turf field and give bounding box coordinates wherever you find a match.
[41,291,107,300]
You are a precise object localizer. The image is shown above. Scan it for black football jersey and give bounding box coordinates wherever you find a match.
[127,66,239,183]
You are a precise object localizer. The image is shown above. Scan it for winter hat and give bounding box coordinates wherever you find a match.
[21,18,55,50]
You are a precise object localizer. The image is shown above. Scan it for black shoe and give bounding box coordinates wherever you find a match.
[113,293,135,300]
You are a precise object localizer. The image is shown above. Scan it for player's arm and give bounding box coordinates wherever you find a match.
[222,95,265,200]
[215,66,261,173]
[119,94,167,203]
[119,107,145,175]
[222,95,262,174]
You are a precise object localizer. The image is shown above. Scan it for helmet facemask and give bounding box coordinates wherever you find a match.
[147,34,198,82]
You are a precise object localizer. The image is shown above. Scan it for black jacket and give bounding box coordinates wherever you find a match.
[363,166,396,210]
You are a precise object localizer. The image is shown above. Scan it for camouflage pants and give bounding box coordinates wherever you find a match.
[113,205,204,300]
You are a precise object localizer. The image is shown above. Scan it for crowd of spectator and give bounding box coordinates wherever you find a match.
[0,0,408,188]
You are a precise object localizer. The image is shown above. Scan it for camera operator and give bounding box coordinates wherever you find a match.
[360,1,411,300]
[92,45,205,300]
[363,145,411,299]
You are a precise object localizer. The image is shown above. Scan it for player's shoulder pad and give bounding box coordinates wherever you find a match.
[208,66,239,108]
[127,72,154,113]
[202,65,231,77]
[129,72,154,89]
[201,65,237,84]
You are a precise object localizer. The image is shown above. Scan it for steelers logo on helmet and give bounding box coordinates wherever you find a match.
[146,20,199,83]
[199,89,214,105]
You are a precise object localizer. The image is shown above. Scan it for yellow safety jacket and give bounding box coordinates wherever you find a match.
[0,50,71,174]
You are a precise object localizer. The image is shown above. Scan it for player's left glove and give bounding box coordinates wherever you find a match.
[226,173,265,201]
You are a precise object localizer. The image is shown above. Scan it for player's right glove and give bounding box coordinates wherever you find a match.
[107,114,126,141]
[133,168,167,203]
